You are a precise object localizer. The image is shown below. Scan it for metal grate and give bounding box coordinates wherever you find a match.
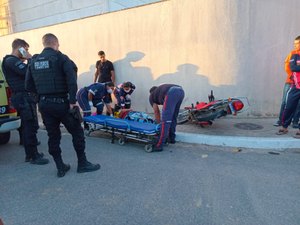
[234,122,263,130]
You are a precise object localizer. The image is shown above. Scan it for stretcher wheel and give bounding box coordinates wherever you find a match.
[118,138,125,146]
[144,144,153,153]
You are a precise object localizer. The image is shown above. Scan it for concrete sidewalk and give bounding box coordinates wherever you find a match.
[175,117,300,150]
[39,113,299,150]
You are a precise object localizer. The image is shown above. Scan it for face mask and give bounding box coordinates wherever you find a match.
[124,89,131,93]
[107,88,113,94]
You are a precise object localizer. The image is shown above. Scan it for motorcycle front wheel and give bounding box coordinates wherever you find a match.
[177,109,190,124]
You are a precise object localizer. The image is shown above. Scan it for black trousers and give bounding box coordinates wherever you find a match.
[282,86,300,128]
[11,93,39,158]
[38,98,86,159]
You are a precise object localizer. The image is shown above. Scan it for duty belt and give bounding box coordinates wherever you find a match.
[14,91,36,97]
[40,96,68,103]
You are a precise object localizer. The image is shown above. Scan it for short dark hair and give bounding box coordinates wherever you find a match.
[42,33,58,47]
[98,50,105,56]
[105,81,114,87]
[12,39,29,50]
[295,36,300,41]
[123,82,132,88]
[149,86,157,93]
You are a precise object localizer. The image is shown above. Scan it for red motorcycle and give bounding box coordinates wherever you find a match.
[177,91,248,126]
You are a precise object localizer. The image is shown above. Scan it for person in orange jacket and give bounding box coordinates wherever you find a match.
[277,39,300,136]
[274,36,300,128]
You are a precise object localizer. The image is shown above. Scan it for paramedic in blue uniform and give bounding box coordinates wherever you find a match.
[76,82,114,117]
[113,81,135,110]
[2,38,48,165]
[149,84,185,151]
[25,33,100,177]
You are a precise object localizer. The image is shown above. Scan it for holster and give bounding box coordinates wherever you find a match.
[69,106,83,123]
[12,94,35,121]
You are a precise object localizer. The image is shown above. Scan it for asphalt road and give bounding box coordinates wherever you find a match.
[0,129,300,225]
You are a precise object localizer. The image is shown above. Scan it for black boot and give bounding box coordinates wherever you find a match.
[152,144,163,152]
[151,138,163,152]
[77,154,100,173]
[54,157,70,177]
[168,138,176,144]
[30,152,49,165]
[18,127,23,146]
[168,134,176,144]
[25,152,44,162]
[83,122,89,130]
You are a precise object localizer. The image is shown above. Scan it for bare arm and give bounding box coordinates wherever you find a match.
[152,103,161,123]
[69,103,77,109]
[94,68,99,83]
[111,70,115,85]
[106,104,113,115]
[88,92,93,101]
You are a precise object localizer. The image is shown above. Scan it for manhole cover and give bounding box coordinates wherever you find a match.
[234,123,264,130]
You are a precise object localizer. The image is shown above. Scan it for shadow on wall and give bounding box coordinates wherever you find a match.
[154,64,212,106]
[78,52,241,113]
[154,63,242,110]
[78,65,95,88]
[114,51,153,112]
[154,63,251,108]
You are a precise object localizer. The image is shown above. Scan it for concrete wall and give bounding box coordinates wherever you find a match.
[0,0,299,116]
[8,0,162,33]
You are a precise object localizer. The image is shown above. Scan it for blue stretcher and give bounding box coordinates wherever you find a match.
[83,115,160,152]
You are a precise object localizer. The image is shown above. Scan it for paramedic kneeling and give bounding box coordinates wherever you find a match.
[113,81,136,110]
[76,82,114,117]
[149,84,185,152]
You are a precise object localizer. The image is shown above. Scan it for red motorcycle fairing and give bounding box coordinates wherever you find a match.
[178,98,247,126]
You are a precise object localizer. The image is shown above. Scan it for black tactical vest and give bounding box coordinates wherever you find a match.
[30,51,67,95]
[2,55,26,93]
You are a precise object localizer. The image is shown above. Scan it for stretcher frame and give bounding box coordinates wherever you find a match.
[83,115,160,152]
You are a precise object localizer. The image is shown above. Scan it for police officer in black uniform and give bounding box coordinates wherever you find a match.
[2,38,48,165]
[25,33,100,177]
